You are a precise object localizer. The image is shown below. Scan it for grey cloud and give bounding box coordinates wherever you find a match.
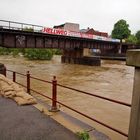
[0,0,139,34]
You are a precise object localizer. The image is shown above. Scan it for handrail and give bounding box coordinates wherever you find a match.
[57,83,131,107]
[7,70,131,107]
[0,19,44,32]
[30,88,128,137]
[7,69,131,107]
[30,75,52,84]
[7,70,26,76]
[0,19,44,28]
[6,69,130,137]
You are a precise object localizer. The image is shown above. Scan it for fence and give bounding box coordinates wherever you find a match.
[5,69,131,138]
[0,19,44,32]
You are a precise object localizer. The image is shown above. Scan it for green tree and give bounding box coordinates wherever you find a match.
[112,19,131,41]
[126,34,137,44]
[111,19,131,53]
[135,30,140,45]
[23,27,34,32]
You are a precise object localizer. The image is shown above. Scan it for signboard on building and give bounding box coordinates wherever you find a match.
[42,27,120,43]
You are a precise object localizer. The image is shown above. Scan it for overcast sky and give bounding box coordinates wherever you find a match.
[0,0,139,34]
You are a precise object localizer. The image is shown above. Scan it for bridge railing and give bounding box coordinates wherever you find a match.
[5,69,131,138]
[0,19,44,32]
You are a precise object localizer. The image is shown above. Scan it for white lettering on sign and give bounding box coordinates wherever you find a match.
[67,31,81,38]
[42,28,68,36]
[42,27,120,43]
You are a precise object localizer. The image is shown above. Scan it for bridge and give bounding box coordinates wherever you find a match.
[0,20,136,65]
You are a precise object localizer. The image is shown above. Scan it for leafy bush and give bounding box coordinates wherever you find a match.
[10,49,21,57]
[0,47,11,55]
[53,49,62,55]
[24,48,53,60]
[76,131,90,140]
[0,46,55,60]
[0,47,24,57]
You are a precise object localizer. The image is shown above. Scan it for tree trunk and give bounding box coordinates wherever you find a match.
[118,39,122,54]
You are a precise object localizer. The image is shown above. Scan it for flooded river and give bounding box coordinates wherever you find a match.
[0,55,134,140]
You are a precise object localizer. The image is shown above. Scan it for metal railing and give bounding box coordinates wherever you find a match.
[0,19,44,32]
[5,69,131,137]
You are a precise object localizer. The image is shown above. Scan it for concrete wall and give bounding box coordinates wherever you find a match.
[83,48,90,56]
[64,23,79,32]
[126,49,140,140]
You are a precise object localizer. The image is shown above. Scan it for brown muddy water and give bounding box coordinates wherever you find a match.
[0,55,134,140]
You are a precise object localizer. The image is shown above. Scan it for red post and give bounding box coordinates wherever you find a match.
[50,76,59,112]
[27,71,30,94]
[13,71,16,82]
[3,66,6,77]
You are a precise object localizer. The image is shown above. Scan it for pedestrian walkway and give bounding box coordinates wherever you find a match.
[0,97,79,140]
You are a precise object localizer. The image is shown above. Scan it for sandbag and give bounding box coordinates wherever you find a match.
[0,74,37,105]
[4,91,15,98]
[14,96,37,106]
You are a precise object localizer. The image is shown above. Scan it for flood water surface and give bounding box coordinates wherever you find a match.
[0,55,134,140]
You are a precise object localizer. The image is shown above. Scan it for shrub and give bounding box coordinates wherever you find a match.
[0,46,54,60]
[10,48,21,57]
[24,48,53,60]
[76,131,90,140]
[53,49,62,55]
[0,47,11,55]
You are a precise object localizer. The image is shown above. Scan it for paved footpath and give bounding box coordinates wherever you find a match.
[0,97,79,140]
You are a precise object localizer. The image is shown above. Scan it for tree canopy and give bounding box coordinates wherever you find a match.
[111,19,131,41]
[135,30,140,45]
[126,34,137,44]
[23,27,34,32]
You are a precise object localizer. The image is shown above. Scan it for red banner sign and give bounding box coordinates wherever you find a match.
[42,27,120,43]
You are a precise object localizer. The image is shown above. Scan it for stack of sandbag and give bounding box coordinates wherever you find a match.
[0,74,37,105]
